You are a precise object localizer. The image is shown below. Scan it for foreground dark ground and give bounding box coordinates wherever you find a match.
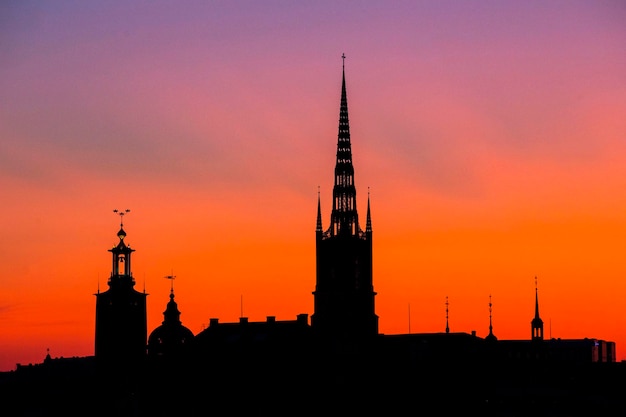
[2,350,626,417]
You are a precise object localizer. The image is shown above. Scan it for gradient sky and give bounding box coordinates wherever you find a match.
[1,0,625,371]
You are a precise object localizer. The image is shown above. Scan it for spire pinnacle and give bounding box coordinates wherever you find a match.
[486,294,497,341]
[328,53,361,237]
[534,276,540,319]
[366,187,372,233]
[316,186,323,232]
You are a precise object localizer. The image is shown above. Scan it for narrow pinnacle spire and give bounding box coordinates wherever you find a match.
[316,186,323,232]
[329,53,360,237]
[534,276,540,319]
[531,276,544,341]
[366,187,372,233]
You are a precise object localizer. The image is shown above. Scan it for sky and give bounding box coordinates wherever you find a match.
[1,0,625,371]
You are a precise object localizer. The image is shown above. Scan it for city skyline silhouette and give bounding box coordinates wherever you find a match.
[2,55,625,416]
[2,2,626,376]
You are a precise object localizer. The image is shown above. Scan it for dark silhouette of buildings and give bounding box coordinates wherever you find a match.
[94,209,147,365]
[312,54,378,341]
[1,57,625,416]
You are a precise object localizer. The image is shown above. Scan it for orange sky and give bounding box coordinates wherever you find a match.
[1,1,626,371]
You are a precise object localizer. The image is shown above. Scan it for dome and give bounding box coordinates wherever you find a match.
[147,290,195,357]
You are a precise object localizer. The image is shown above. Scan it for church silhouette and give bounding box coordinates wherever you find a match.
[2,58,625,416]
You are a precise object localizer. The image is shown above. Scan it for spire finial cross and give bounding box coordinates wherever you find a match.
[342,53,346,69]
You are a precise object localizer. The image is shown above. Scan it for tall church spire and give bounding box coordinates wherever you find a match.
[328,53,361,237]
[312,55,378,339]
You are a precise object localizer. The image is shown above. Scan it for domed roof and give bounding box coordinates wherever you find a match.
[147,290,195,356]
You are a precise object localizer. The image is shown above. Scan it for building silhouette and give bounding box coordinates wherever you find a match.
[94,209,147,364]
[312,54,378,341]
[1,57,625,416]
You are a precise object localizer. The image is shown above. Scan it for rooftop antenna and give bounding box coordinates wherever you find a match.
[240,295,244,318]
[445,296,450,334]
[408,303,411,334]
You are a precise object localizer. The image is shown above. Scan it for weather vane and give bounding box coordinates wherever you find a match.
[165,270,176,292]
[113,209,130,227]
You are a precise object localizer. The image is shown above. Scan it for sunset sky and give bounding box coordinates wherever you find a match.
[1,1,625,371]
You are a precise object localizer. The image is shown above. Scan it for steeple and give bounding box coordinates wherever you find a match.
[531,276,544,341]
[312,55,378,339]
[327,52,362,238]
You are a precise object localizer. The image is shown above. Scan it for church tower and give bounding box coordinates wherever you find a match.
[311,55,378,340]
[531,277,544,341]
[95,210,148,363]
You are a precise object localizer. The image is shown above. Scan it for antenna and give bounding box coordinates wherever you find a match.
[240,295,243,318]
[445,296,450,334]
[113,209,131,227]
[408,303,411,334]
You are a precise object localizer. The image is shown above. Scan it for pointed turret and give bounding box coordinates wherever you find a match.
[531,277,544,341]
[316,187,323,233]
